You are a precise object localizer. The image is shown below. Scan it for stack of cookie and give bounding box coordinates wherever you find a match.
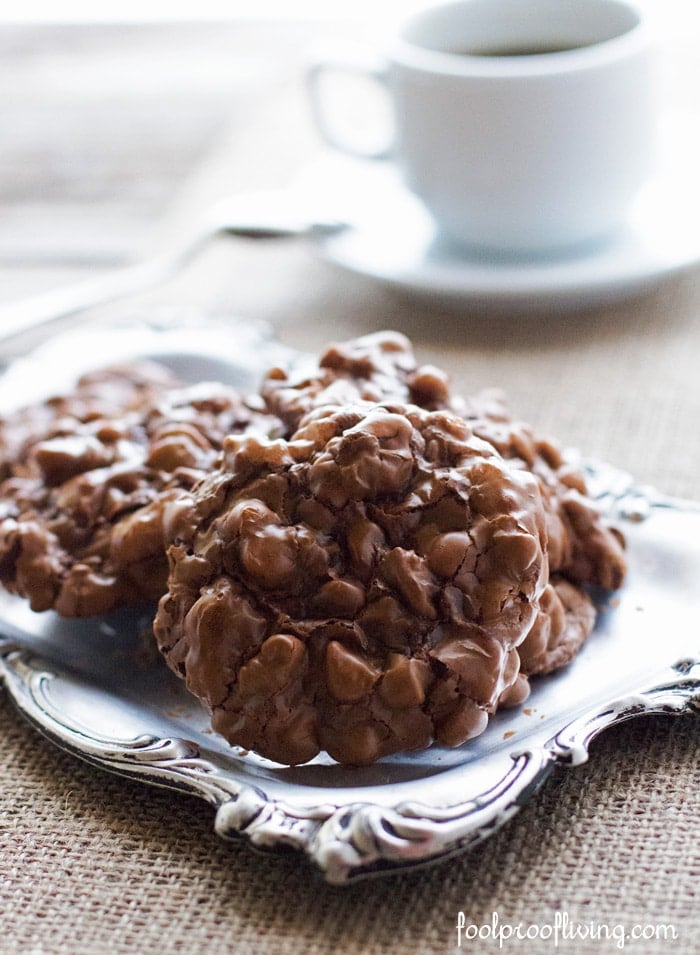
[0,332,625,765]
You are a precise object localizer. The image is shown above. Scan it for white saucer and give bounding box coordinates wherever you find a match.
[305,143,700,311]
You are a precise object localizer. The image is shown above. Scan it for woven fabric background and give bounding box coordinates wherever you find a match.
[1,703,698,954]
[1,269,698,954]
[1,14,699,955]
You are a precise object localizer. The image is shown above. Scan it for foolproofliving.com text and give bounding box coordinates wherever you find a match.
[456,911,679,949]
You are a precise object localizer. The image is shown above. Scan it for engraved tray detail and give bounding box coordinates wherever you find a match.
[0,320,698,884]
[1,610,698,884]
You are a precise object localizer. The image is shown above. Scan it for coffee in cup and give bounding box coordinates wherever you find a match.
[307,0,656,256]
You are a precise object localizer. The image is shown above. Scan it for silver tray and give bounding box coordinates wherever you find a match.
[1,316,699,884]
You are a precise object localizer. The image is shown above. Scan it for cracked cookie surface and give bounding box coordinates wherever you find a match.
[263,332,626,683]
[154,401,548,765]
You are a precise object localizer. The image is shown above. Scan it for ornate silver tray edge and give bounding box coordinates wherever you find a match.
[1,469,699,885]
[1,636,698,884]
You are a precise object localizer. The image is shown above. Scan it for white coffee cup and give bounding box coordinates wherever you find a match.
[307,0,656,256]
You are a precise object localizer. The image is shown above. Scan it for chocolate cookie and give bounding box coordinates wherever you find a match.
[0,360,177,481]
[516,577,597,677]
[453,387,626,593]
[154,401,549,765]
[263,332,625,585]
[0,363,280,616]
[262,332,626,680]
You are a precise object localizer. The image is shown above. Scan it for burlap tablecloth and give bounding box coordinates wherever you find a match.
[1,14,699,955]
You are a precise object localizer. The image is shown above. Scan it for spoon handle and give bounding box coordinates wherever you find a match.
[0,255,195,347]
[0,199,344,349]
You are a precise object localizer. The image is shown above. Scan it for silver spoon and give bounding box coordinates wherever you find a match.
[0,192,346,347]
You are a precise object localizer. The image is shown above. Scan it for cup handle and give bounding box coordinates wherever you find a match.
[306,53,393,160]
